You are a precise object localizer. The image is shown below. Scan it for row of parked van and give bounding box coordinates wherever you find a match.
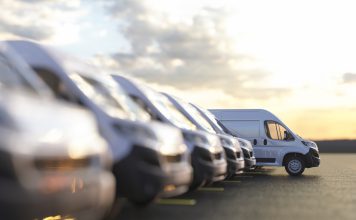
[0,40,320,219]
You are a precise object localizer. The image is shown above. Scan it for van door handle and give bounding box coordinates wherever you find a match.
[253,139,257,145]
[263,139,268,145]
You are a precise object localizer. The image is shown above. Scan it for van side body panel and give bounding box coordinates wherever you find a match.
[210,109,310,167]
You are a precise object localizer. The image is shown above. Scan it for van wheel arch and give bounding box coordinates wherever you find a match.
[282,153,305,166]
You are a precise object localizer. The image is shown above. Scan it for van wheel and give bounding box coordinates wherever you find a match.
[284,156,305,176]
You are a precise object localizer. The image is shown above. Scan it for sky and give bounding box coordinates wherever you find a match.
[1,0,356,140]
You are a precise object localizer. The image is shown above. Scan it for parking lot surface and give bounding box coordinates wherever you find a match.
[112,154,356,220]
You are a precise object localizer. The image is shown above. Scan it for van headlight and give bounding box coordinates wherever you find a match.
[302,141,318,150]
[221,137,234,151]
[113,123,157,141]
[184,133,209,146]
[238,140,247,148]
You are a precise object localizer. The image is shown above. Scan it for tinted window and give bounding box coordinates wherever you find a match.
[266,121,279,140]
[0,54,33,91]
[265,120,294,141]
[140,85,196,130]
[33,68,71,100]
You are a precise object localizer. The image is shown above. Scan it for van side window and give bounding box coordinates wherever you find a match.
[277,124,294,141]
[130,95,158,121]
[265,120,294,141]
[265,121,279,140]
[33,67,72,101]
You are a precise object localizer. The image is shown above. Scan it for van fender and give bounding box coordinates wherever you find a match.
[281,152,306,166]
[278,146,309,166]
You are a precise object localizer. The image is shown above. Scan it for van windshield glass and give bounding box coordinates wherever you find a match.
[70,73,150,121]
[141,86,196,130]
[177,100,216,133]
[197,106,225,134]
[0,53,40,93]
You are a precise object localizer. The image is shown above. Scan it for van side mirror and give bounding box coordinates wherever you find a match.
[283,131,288,140]
[284,131,293,141]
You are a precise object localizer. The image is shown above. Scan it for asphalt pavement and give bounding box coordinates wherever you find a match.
[111,154,356,220]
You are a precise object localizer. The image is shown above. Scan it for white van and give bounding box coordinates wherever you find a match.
[191,104,256,171]
[210,109,320,176]
[163,93,245,178]
[112,74,227,189]
[8,40,192,205]
[0,42,115,219]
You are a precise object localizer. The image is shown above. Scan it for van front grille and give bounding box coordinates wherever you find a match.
[35,157,91,171]
[165,154,183,163]
[242,148,250,159]
[213,152,222,160]
[236,152,241,158]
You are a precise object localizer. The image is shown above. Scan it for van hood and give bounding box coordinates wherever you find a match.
[0,91,108,159]
[181,129,223,154]
[237,138,254,152]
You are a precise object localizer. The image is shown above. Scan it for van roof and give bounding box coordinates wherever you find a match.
[6,40,113,84]
[209,109,280,122]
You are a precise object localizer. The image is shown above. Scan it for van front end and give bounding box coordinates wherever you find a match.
[183,130,227,189]
[113,120,192,205]
[238,138,256,170]
[302,141,320,168]
[152,122,193,198]
[0,130,115,220]
[218,135,245,177]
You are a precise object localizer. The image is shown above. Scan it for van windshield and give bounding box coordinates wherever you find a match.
[196,106,225,134]
[69,72,150,121]
[0,53,48,95]
[177,99,216,133]
[141,86,196,130]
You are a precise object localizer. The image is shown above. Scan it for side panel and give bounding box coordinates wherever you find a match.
[219,119,309,166]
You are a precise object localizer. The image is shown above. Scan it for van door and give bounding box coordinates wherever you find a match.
[217,119,268,161]
[253,120,295,166]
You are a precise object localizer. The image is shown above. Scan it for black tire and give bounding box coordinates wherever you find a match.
[225,172,234,180]
[254,166,263,171]
[129,196,157,207]
[284,156,305,176]
[189,178,205,191]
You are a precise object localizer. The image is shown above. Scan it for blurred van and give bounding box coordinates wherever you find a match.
[8,40,192,205]
[113,74,227,189]
[210,109,320,176]
[163,93,245,178]
[191,104,256,171]
[0,42,115,219]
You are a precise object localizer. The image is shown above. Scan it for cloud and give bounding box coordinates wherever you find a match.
[103,0,291,100]
[343,73,356,83]
[0,0,84,44]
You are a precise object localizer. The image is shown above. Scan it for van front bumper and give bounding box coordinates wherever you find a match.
[160,161,193,198]
[190,147,227,189]
[211,157,228,182]
[224,147,240,176]
[304,148,320,168]
[244,157,256,170]
[113,145,166,205]
[0,172,115,220]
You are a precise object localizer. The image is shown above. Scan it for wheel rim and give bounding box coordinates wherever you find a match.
[288,159,302,173]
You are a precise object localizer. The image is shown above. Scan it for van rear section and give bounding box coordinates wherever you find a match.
[210,109,320,176]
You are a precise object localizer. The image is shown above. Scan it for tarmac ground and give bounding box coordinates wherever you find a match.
[110,154,356,220]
